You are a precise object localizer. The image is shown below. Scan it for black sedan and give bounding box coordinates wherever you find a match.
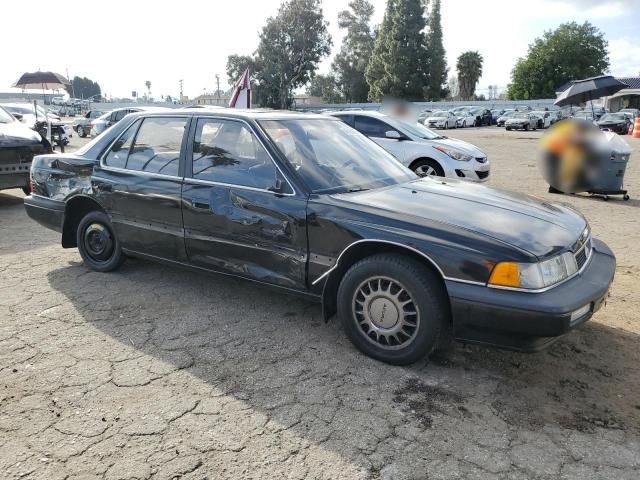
[24,109,615,365]
[0,105,50,193]
[596,113,631,135]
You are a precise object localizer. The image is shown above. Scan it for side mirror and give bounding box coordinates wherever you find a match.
[385,130,402,140]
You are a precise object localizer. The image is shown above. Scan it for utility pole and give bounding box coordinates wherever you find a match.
[215,74,221,105]
[66,67,75,99]
[179,79,184,100]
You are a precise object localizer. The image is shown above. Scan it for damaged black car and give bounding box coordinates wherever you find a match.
[24,109,616,365]
[0,105,50,194]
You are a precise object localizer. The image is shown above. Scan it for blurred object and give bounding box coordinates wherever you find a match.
[379,98,417,122]
[632,118,640,139]
[554,76,628,118]
[229,68,251,109]
[540,119,631,200]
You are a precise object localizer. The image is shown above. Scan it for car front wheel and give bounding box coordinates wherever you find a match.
[77,211,125,272]
[77,126,85,137]
[412,159,444,178]
[337,253,449,365]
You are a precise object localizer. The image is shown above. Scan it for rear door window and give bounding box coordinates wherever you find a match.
[125,117,187,176]
[103,120,141,168]
[353,116,394,138]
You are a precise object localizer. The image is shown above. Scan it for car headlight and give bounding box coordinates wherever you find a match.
[433,146,473,162]
[488,252,578,290]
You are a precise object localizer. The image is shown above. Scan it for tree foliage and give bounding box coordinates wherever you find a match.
[65,76,101,99]
[332,0,376,103]
[366,0,428,101]
[306,74,342,103]
[423,0,448,100]
[254,0,332,108]
[507,22,609,100]
[456,51,483,100]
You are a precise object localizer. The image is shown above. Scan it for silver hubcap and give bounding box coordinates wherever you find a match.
[415,165,437,177]
[352,276,420,350]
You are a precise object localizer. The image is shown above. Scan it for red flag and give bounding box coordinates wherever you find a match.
[229,68,251,109]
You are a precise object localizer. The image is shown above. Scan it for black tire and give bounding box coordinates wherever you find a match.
[548,185,564,194]
[506,126,511,131]
[412,159,444,178]
[77,125,86,137]
[22,185,31,196]
[462,121,466,128]
[524,124,530,131]
[76,211,124,272]
[337,253,449,365]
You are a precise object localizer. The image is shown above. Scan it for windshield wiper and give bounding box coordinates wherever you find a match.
[347,187,370,193]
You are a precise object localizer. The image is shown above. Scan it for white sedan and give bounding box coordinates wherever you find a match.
[455,110,476,128]
[423,110,457,129]
[330,111,490,182]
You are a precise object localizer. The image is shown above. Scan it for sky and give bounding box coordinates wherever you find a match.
[2,0,639,99]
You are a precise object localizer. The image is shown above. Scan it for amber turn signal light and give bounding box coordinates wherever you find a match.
[488,262,520,288]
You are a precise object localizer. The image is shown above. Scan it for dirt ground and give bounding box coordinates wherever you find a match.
[1,126,639,480]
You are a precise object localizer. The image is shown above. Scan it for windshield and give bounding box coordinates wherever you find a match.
[0,106,15,123]
[4,105,32,115]
[501,111,516,118]
[600,113,624,121]
[259,119,415,194]
[514,112,529,118]
[430,111,448,118]
[394,119,442,139]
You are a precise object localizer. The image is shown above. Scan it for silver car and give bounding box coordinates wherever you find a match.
[505,112,538,131]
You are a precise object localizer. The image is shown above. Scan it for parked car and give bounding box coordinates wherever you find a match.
[531,111,554,129]
[0,105,50,194]
[469,108,492,126]
[72,110,106,137]
[573,111,597,122]
[596,113,632,134]
[505,112,538,131]
[331,111,489,181]
[454,109,476,128]
[90,107,167,137]
[496,111,516,127]
[619,108,639,119]
[423,110,457,129]
[24,109,616,365]
[1,103,71,150]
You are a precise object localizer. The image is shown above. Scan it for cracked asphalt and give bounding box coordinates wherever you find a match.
[1,127,639,479]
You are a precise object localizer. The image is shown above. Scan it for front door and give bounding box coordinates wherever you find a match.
[181,117,307,290]
[92,115,189,261]
[352,115,407,162]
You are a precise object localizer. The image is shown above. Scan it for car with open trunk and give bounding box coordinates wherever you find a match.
[24,109,616,365]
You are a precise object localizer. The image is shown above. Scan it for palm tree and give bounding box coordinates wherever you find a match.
[456,51,483,100]
[145,80,151,99]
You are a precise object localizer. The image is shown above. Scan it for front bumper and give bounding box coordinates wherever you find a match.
[24,194,65,232]
[445,238,616,352]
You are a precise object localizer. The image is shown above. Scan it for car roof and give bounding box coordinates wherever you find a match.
[134,107,341,122]
[329,110,386,119]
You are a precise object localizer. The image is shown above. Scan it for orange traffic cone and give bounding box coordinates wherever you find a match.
[633,118,640,138]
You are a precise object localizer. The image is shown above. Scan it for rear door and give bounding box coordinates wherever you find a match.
[92,115,190,261]
[181,116,308,289]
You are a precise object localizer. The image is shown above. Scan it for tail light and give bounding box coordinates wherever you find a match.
[28,171,35,194]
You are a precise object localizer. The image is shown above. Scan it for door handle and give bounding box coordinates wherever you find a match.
[191,199,210,210]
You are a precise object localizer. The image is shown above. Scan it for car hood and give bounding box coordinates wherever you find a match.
[0,121,42,147]
[425,136,485,157]
[505,117,527,123]
[333,178,586,258]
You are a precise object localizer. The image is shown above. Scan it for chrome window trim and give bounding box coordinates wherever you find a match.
[310,239,485,287]
[192,116,297,196]
[183,176,295,196]
[96,165,182,181]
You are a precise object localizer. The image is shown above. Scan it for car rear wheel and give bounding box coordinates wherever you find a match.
[462,121,466,128]
[412,159,444,178]
[337,253,449,365]
[77,211,124,272]
[77,126,85,137]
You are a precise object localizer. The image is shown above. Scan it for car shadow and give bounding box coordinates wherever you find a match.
[45,258,640,469]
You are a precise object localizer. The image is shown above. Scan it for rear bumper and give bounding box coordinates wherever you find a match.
[24,194,65,233]
[0,172,29,190]
[446,238,616,352]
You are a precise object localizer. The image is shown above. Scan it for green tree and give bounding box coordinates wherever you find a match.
[65,76,102,99]
[456,51,483,100]
[424,0,448,100]
[332,0,376,103]
[507,22,609,100]
[145,80,151,98]
[306,74,342,103]
[366,0,428,101]
[254,0,331,109]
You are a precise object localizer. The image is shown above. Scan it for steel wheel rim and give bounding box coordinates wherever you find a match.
[352,276,420,350]
[83,223,114,261]
[415,165,437,177]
